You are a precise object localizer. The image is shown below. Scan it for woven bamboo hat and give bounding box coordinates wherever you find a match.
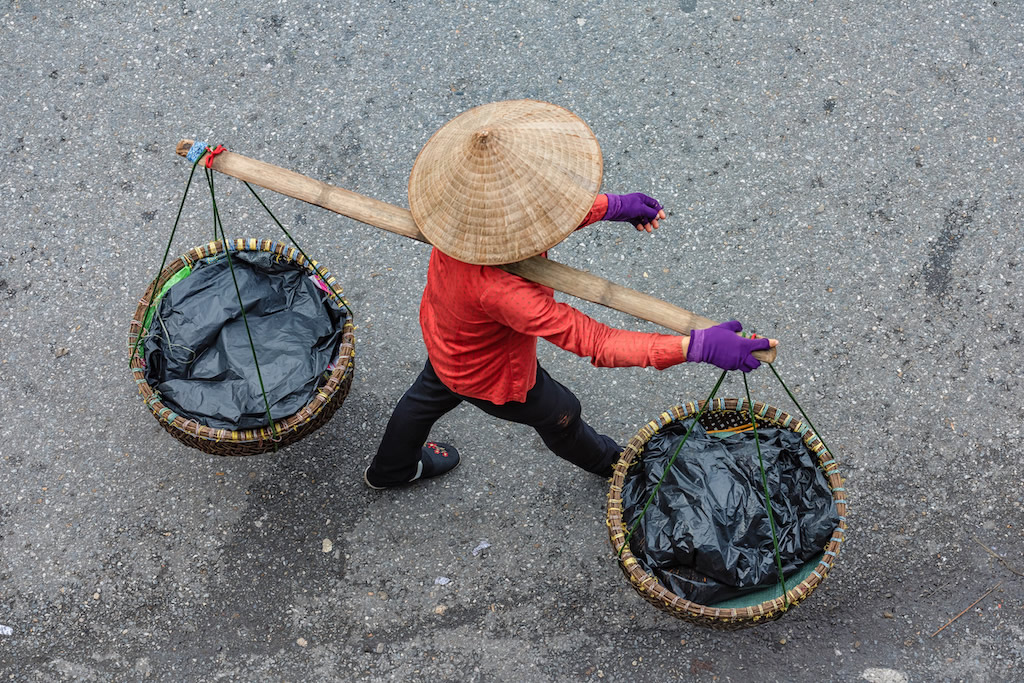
[408,99,603,265]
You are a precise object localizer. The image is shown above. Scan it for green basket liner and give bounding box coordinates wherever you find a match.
[709,552,823,610]
[142,266,192,330]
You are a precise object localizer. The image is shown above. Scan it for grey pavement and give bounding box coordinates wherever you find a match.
[1,1,1022,681]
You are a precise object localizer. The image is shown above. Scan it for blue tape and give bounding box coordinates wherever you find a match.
[186,140,208,163]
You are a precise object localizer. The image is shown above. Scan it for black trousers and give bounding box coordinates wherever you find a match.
[368,359,620,485]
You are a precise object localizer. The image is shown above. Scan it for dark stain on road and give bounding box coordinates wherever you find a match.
[924,199,978,298]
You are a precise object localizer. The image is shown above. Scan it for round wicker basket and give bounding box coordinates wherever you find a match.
[606,397,847,629]
[128,238,355,456]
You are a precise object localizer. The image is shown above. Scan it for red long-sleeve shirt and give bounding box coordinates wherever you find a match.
[419,195,687,404]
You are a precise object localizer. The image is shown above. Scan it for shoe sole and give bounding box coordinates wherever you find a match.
[363,466,387,490]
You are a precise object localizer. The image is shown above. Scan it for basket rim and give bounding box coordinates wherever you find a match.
[606,397,848,625]
[127,238,355,446]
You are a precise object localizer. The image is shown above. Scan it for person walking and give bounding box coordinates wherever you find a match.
[364,100,775,489]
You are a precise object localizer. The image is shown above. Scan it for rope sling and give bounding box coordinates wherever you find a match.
[614,361,843,620]
[130,142,355,455]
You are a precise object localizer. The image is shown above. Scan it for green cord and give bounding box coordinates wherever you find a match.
[210,164,219,241]
[618,370,728,558]
[242,181,354,319]
[744,372,789,608]
[767,362,835,459]
[204,166,280,444]
[132,156,202,360]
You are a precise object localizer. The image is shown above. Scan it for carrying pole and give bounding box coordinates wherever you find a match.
[175,140,776,363]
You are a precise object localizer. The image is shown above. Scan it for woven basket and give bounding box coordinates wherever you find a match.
[128,239,355,456]
[607,398,847,629]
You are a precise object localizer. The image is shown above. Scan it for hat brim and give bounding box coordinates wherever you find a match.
[408,99,603,265]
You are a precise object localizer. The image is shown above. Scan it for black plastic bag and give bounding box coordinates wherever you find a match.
[621,418,838,604]
[143,250,347,430]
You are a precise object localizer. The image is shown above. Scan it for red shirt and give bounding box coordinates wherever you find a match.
[419,195,687,404]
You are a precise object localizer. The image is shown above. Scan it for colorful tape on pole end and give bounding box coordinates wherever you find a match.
[186,141,208,163]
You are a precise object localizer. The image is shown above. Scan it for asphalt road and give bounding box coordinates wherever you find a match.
[1,1,1022,681]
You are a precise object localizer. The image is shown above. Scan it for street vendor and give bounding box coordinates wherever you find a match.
[364,100,776,489]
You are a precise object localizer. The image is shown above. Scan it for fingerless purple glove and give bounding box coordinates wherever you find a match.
[604,193,663,227]
[687,321,770,373]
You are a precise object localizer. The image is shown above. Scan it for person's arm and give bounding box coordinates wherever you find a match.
[575,194,609,229]
[484,275,683,368]
[483,275,776,371]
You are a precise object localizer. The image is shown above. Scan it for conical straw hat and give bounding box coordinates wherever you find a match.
[408,100,603,265]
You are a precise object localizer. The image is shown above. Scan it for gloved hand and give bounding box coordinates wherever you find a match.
[604,193,664,232]
[687,321,771,373]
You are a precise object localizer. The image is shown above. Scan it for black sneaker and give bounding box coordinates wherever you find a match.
[363,442,461,490]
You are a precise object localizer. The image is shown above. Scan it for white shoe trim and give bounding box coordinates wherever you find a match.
[408,460,423,482]
[363,467,386,490]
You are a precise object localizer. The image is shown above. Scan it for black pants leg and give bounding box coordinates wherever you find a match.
[369,359,619,485]
[463,365,620,476]
[368,360,463,485]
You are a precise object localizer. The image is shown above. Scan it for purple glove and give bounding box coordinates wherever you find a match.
[687,321,771,373]
[604,193,663,228]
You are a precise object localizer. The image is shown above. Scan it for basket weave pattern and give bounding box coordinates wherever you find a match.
[606,398,847,629]
[128,239,355,456]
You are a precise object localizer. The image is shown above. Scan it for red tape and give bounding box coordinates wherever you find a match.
[204,144,226,169]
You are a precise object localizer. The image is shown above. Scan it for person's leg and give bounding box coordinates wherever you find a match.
[367,359,463,486]
[465,364,620,476]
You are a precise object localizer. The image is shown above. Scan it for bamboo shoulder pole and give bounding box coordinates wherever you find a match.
[175,140,775,363]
